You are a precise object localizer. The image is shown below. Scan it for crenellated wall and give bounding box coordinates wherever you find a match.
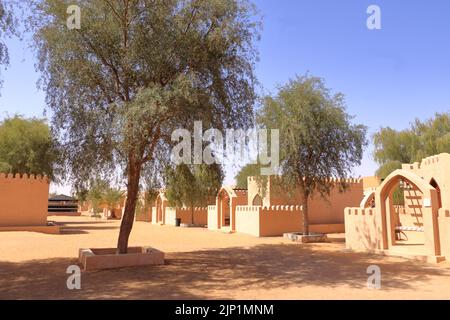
[163,207,208,226]
[235,205,303,237]
[207,205,218,229]
[175,207,208,226]
[402,153,450,208]
[344,207,383,251]
[0,173,50,227]
[247,176,364,225]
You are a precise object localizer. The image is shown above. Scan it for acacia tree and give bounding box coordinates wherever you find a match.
[374,113,450,178]
[165,163,223,224]
[234,162,262,188]
[30,0,259,253]
[258,75,367,235]
[103,187,125,218]
[0,0,19,88]
[0,115,56,177]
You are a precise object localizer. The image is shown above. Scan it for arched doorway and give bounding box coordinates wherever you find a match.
[361,191,375,208]
[155,194,164,224]
[430,178,442,209]
[252,194,263,206]
[377,170,440,256]
[217,189,231,228]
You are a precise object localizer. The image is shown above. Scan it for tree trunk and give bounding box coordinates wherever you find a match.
[302,192,309,235]
[117,161,142,254]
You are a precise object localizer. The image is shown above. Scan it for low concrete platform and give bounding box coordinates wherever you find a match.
[284,232,329,243]
[78,246,165,271]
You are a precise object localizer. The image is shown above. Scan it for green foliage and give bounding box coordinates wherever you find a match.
[257,75,367,233]
[165,163,223,223]
[103,187,125,210]
[144,188,159,207]
[86,179,109,213]
[373,113,450,177]
[0,115,56,178]
[85,178,124,214]
[194,163,224,205]
[258,75,367,195]
[0,0,19,88]
[375,160,402,180]
[234,162,262,188]
[165,163,197,208]
[0,161,11,172]
[30,0,260,184]
[29,0,260,251]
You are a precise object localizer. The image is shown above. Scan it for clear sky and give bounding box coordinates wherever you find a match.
[1,0,450,192]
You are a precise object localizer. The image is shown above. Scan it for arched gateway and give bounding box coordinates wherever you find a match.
[345,154,450,263]
[375,170,440,256]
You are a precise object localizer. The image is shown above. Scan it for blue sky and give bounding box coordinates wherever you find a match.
[1,0,450,191]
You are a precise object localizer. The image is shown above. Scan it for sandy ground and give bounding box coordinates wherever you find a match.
[1,216,450,300]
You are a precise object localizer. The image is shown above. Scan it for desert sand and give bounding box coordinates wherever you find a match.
[1,216,450,300]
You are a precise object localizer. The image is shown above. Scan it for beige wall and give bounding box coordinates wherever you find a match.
[235,206,303,237]
[345,155,450,261]
[344,207,383,251]
[136,206,152,222]
[176,207,207,225]
[0,173,49,227]
[207,205,218,230]
[403,153,450,208]
[247,176,364,225]
[438,208,450,258]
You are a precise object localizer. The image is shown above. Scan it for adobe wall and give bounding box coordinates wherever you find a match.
[163,207,208,226]
[259,206,303,237]
[234,206,261,236]
[176,207,208,225]
[164,207,177,226]
[0,173,50,227]
[135,206,152,222]
[438,208,450,258]
[247,176,363,225]
[235,205,303,237]
[207,205,218,230]
[308,179,363,224]
[151,207,158,224]
[344,207,384,251]
[403,153,450,208]
[362,176,381,194]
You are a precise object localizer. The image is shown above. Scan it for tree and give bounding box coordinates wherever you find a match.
[0,0,19,89]
[30,0,259,253]
[103,187,125,219]
[165,163,223,224]
[86,179,109,214]
[234,162,262,188]
[258,75,367,235]
[0,115,56,177]
[195,163,224,206]
[373,113,450,178]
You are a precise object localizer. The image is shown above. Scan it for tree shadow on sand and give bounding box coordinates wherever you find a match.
[0,243,449,299]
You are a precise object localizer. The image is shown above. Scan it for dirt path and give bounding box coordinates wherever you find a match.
[1,216,450,299]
